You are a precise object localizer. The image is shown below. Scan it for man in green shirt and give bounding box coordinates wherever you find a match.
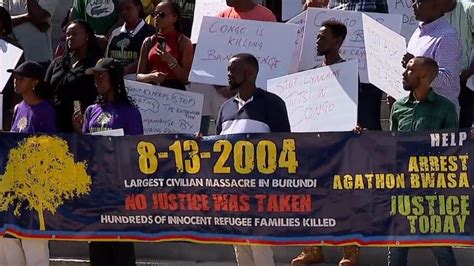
[389,56,458,266]
[71,0,119,36]
[391,57,459,132]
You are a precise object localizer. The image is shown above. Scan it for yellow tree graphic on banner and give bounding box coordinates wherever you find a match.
[0,136,91,230]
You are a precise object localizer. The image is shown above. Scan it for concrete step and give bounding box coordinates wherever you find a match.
[50,241,474,266]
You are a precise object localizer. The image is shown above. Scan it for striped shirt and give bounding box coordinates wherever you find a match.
[407,17,462,109]
[216,88,290,135]
[328,0,388,13]
[444,0,474,69]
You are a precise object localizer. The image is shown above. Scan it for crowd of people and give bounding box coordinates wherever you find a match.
[0,0,473,265]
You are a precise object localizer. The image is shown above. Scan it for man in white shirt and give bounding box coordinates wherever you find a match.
[0,0,59,65]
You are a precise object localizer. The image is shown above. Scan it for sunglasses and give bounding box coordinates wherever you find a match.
[152,11,167,19]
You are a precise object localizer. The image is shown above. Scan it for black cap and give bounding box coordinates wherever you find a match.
[86,58,124,76]
[7,61,45,80]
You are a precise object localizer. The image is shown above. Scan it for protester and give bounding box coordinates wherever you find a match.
[290,20,363,266]
[403,0,462,110]
[389,57,459,266]
[216,53,290,266]
[218,0,276,21]
[72,58,142,266]
[45,19,101,133]
[106,0,155,74]
[136,0,193,90]
[443,0,474,127]
[0,0,58,66]
[0,61,55,266]
[71,0,120,36]
[326,0,388,131]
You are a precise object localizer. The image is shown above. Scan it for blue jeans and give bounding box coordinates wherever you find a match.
[388,247,457,266]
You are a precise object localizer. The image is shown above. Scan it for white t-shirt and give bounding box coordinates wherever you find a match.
[0,0,59,62]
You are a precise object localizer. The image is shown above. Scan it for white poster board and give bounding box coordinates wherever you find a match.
[287,11,307,73]
[267,60,359,132]
[190,16,298,89]
[283,0,303,21]
[387,0,418,41]
[0,40,23,92]
[190,0,228,43]
[299,8,402,83]
[124,80,204,134]
[363,14,408,100]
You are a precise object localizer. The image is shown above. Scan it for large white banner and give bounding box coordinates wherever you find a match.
[287,11,307,73]
[387,0,418,41]
[299,8,402,83]
[190,0,228,43]
[282,0,303,21]
[0,40,23,92]
[267,60,359,132]
[124,80,204,135]
[190,17,298,89]
[363,14,408,100]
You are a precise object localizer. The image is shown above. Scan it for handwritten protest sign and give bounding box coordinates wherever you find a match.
[125,80,204,134]
[267,60,358,132]
[363,14,408,100]
[283,0,303,21]
[190,0,228,43]
[388,0,418,41]
[299,8,402,83]
[190,17,298,89]
[0,40,23,92]
[287,11,307,73]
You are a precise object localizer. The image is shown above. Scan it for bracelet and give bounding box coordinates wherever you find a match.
[168,60,178,70]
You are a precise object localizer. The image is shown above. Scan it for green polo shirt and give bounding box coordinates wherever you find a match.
[390,90,459,132]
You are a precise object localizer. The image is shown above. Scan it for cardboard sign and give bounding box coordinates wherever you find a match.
[190,16,298,89]
[125,80,204,134]
[190,0,228,43]
[267,60,359,132]
[287,11,307,73]
[283,0,304,21]
[299,8,402,83]
[0,40,23,92]
[363,14,408,100]
[387,0,418,41]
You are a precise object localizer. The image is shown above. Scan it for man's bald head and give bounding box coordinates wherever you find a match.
[413,56,439,82]
[403,56,439,92]
[227,53,259,90]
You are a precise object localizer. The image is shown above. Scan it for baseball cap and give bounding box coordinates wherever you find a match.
[86,58,124,76]
[7,61,45,80]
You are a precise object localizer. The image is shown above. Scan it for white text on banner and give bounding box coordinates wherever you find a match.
[267,60,359,132]
[363,14,408,100]
[190,17,298,89]
[299,8,402,83]
[125,80,204,135]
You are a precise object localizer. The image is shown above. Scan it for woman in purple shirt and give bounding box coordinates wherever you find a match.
[73,58,142,266]
[1,61,54,266]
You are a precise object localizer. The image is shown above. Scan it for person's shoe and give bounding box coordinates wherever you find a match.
[339,246,359,266]
[291,246,324,265]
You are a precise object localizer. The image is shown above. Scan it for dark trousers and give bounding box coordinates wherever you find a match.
[459,79,474,128]
[89,242,136,266]
[358,83,383,130]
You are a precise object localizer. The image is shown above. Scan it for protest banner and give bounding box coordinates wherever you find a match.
[190,0,228,43]
[124,80,204,134]
[363,14,408,100]
[287,11,307,73]
[387,0,418,41]
[189,16,298,89]
[282,0,303,21]
[0,40,23,92]
[299,8,402,83]
[0,130,472,246]
[267,60,358,132]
